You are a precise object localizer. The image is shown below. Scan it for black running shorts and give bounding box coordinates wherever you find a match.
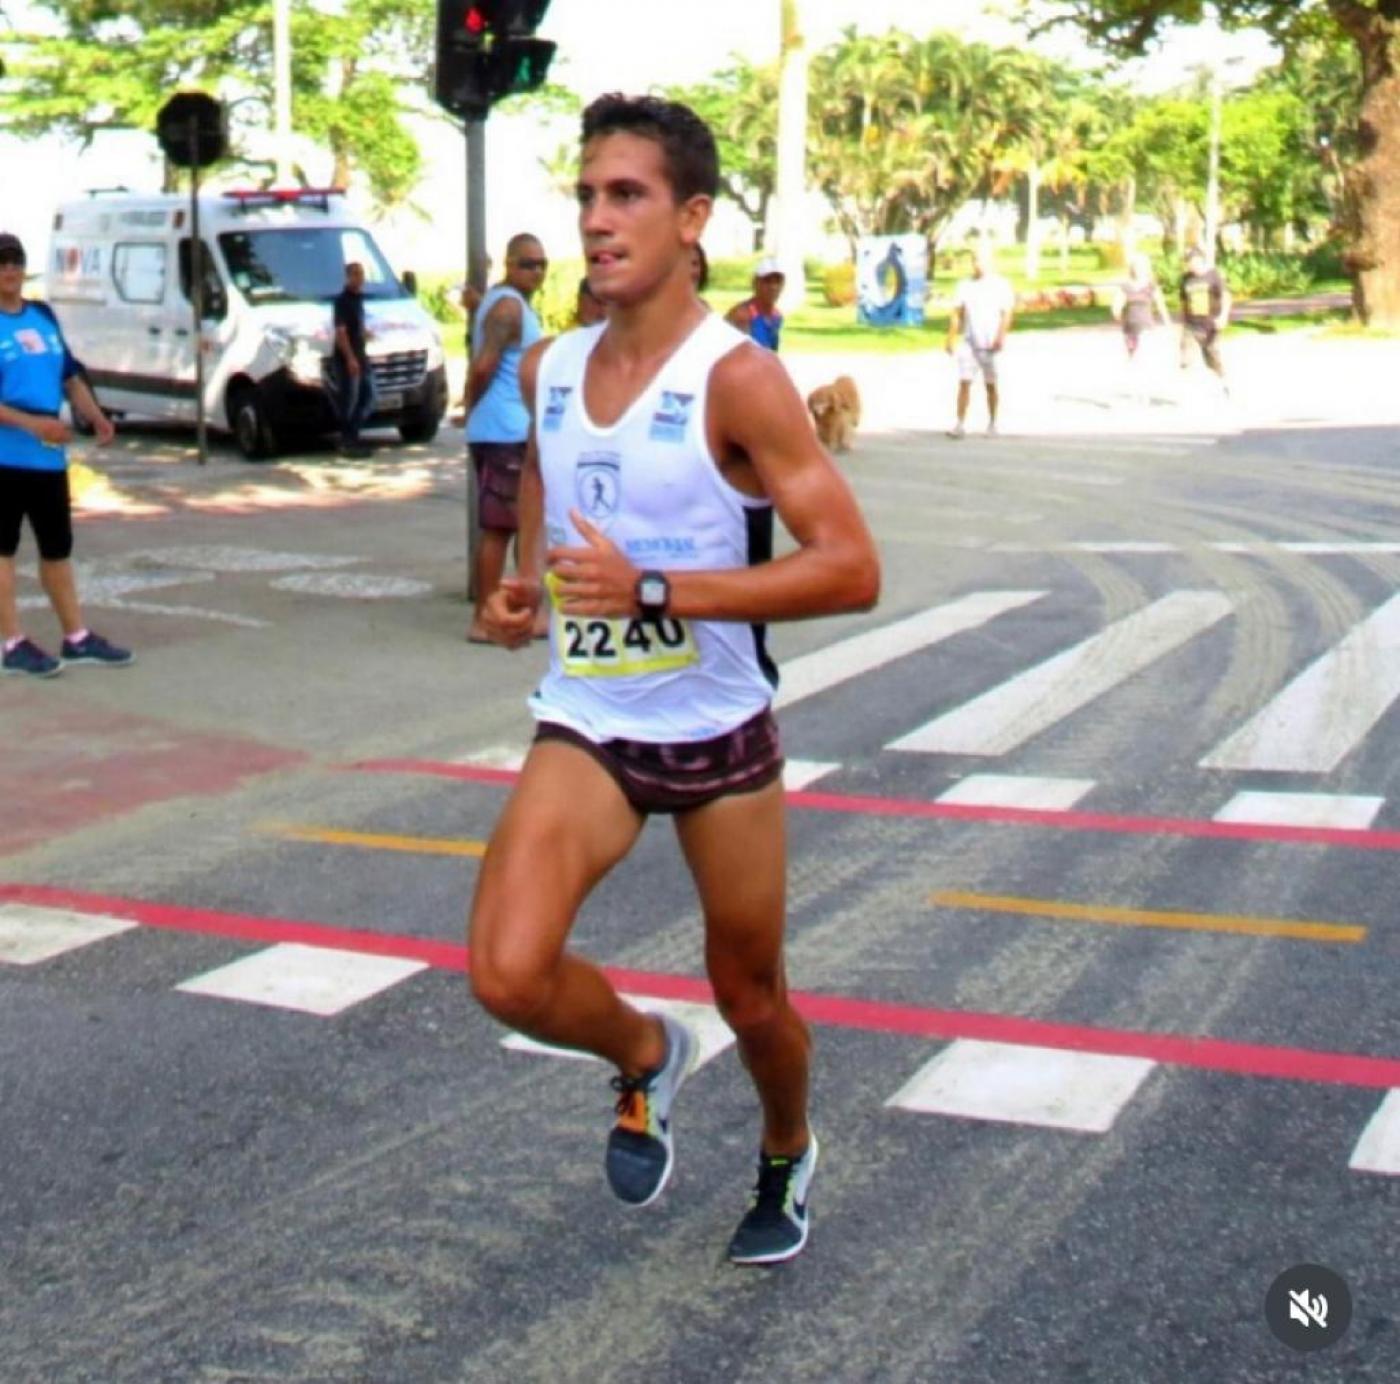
[534,707,784,815]
[0,465,73,561]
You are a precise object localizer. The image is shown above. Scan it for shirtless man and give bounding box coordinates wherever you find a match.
[468,93,879,1265]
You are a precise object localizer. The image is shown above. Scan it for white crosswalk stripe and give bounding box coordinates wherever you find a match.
[889,592,1233,758]
[1201,593,1400,773]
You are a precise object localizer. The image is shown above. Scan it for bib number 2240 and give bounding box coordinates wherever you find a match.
[559,614,698,677]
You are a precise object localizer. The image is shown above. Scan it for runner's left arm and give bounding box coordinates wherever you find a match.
[549,344,879,624]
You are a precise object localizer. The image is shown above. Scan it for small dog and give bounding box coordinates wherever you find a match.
[807,374,861,452]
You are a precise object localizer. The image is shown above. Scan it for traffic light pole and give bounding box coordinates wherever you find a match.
[188,117,208,466]
[464,115,487,602]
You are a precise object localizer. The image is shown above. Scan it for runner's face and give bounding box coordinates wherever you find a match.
[577,132,709,306]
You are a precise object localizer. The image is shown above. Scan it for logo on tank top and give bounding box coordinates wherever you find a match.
[541,385,572,433]
[575,452,621,529]
[648,390,695,443]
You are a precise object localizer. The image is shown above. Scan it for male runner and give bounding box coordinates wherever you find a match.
[1178,246,1232,395]
[469,94,879,1265]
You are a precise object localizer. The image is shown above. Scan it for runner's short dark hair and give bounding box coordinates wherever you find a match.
[581,94,718,202]
[692,243,709,292]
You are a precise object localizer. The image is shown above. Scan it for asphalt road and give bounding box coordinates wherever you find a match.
[3,335,1399,1382]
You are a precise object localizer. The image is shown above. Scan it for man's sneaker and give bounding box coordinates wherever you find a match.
[2,637,61,678]
[727,1134,819,1266]
[946,423,966,440]
[605,1013,697,1207]
[60,631,134,668]
[985,421,999,437]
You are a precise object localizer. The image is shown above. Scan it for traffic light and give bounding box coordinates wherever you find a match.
[433,0,556,119]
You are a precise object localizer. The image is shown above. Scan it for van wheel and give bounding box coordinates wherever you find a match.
[398,407,441,445]
[231,387,278,461]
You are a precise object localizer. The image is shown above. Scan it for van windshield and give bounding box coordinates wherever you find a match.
[218,227,407,304]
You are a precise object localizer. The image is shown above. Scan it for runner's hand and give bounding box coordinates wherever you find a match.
[34,417,71,446]
[483,577,540,649]
[547,511,638,617]
[93,415,116,446]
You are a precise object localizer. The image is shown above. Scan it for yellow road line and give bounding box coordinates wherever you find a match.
[261,824,487,859]
[930,889,1366,944]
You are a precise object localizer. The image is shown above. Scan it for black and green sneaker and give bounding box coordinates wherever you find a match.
[605,1013,697,1207]
[727,1134,819,1266]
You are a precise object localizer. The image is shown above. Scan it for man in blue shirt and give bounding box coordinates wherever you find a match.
[724,256,785,352]
[0,232,132,677]
[464,232,545,643]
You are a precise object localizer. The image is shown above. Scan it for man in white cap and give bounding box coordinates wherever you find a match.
[725,256,785,352]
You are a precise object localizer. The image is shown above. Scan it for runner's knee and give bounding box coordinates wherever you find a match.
[710,964,787,1035]
[469,948,555,1028]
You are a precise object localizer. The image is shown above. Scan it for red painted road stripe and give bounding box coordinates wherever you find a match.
[351,758,1400,853]
[6,881,1400,1089]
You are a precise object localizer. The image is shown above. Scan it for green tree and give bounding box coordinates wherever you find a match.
[1032,0,1400,325]
[0,0,435,209]
[666,59,779,250]
[807,29,1050,256]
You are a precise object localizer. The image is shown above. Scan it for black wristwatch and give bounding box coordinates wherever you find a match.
[635,569,670,619]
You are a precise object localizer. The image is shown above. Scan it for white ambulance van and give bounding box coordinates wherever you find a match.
[46,188,448,459]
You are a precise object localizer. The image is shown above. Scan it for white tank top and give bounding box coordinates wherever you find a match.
[528,312,778,743]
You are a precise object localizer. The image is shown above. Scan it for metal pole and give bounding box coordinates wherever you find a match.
[465,116,486,602]
[1204,68,1222,264]
[189,119,208,465]
[273,0,293,185]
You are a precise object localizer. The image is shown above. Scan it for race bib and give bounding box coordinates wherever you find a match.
[546,572,698,678]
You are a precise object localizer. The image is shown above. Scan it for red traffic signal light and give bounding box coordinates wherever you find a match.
[465,5,486,33]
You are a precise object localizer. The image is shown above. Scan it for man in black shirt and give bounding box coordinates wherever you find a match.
[1178,246,1232,391]
[332,261,375,456]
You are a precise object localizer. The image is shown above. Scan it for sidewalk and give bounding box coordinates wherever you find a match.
[779,324,1400,439]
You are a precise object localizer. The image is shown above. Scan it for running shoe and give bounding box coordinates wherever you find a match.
[727,1134,819,1266]
[61,631,134,667]
[2,637,61,678]
[985,421,999,438]
[605,1013,697,1207]
[946,423,966,440]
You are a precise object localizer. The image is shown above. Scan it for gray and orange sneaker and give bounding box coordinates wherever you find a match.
[727,1134,820,1266]
[605,1013,697,1207]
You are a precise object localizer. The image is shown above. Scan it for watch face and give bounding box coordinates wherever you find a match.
[640,576,666,606]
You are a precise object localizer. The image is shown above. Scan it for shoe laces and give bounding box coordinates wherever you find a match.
[610,1073,649,1131]
[748,1155,794,1218]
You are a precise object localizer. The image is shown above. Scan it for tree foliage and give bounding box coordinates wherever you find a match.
[0,0,435,208]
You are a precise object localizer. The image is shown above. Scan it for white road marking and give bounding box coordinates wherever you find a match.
[125,546,362,572]
[0,903,136,965]
[454,745,528,770]
[1212,791,1383,831]
[772,591,1047,711]
[783,759,840,790]
[891,592,1233,757]
[270,573,432,599]
[1349,1092,1400,1175]
[1201,593,1400,773]
[502,994,735,1067]
[176,943,426,1016]
[887,1040,1155,1133]
[936,774,1095,812]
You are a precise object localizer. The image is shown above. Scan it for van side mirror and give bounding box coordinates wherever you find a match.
[401,269,418,297]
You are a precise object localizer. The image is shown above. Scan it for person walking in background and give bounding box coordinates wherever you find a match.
[331,261,376,457]
[1112,251,1171,404]
[465,234,546,644]
[1179,246,1232,397]
[725,256,785,351]
[575,275,607,327]
[0,231,132,677]
[946,241,1014,438]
